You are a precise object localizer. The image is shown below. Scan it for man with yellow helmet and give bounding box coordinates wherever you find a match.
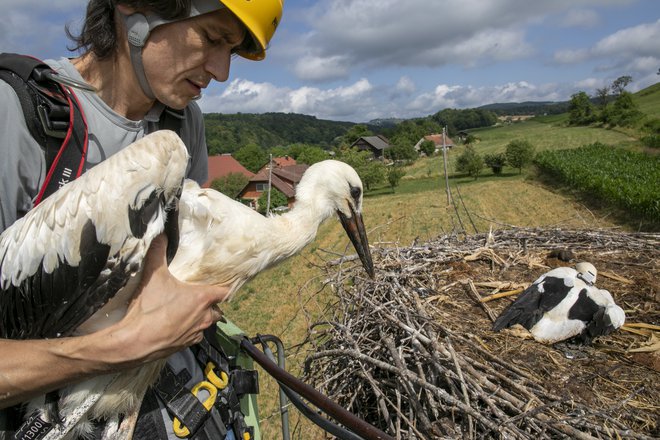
[0,1,283,438]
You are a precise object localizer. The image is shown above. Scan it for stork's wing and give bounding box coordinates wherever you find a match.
[492,275,576,331]
[0,131,188,339]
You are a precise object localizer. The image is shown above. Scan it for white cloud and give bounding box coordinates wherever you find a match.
[200,78,377,121]
[592,19,660,58]
[293,55,351,82]
[395,76,416,95]
[554,19,660,64]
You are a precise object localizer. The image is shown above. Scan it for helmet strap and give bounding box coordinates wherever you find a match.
[123,13,156,100]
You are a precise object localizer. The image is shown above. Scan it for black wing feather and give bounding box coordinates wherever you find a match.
[1,191,160,339]
[493,276,574,331]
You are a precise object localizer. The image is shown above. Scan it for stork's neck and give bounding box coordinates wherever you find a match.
[269,198,331,255]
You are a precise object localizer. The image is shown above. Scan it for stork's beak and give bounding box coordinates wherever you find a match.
[337,206,375,278]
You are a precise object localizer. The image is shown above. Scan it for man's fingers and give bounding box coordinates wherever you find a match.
[211,303,226,323]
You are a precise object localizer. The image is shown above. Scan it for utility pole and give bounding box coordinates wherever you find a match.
[266,154,273,216]
[441,126,452,205]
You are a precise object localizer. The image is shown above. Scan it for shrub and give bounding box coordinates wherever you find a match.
[210,172,249,199]
[387,166,406,190]
[641,134,660,149]
[505,140,535,174]
[257,188,288,215]
[419,139,436,156]
[483,153,507,175]
[455,145,484,179]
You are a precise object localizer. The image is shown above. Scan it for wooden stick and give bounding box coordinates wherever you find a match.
[622,322,660,331]
[599,270,634,284]
[480,288,524,303]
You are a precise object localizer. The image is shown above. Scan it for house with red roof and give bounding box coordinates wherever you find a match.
[238,158,309,211]
[414,133,455,153]
[203,154,254,188]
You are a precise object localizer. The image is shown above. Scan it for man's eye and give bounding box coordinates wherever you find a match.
[205,32,219,44]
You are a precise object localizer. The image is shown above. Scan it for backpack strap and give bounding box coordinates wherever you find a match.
[160,106,186,135]
[0,53,88,206]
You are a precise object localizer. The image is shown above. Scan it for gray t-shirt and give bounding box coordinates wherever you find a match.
[0,57,208,231]
[0,57,223,437]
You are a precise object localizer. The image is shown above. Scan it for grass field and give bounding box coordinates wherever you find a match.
[403,120,638,181]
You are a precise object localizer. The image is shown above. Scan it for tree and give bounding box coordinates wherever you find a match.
[464,134,477,146]
[483,152,507,175]
[295,145,329,165]
[568,91,596,125]
[337,148,385,190]
[595,86,610,108]
[595,86,611,122]
[210,172,249,199]
[385,139,417,162]
[455,145,484,180]
[387,166,406,191]
[611,75,632,95]
[609,91,643,127]
[257,187,287,215]
[505,140,535,174]
[419,139,436,156]
[234,143,268,173]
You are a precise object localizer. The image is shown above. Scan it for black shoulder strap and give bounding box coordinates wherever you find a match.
[0,53,88,206]
[159,106,185,135]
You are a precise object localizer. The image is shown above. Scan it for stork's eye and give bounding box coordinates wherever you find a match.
[350,185,361,201]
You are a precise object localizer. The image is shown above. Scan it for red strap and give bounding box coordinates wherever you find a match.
[34,85,88,206]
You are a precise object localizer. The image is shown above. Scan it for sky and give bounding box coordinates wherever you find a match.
[2,0,659,123]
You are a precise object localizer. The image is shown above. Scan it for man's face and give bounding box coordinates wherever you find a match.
[141,8,247,109]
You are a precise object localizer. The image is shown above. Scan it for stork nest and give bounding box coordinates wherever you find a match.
[301,228,660,439]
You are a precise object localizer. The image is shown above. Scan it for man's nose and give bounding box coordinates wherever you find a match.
[205,47,232,82]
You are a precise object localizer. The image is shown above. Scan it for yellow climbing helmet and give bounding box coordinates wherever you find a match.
[221,0,284,60]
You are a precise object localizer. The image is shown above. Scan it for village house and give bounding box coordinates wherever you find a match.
[237,157,309,211]
[350,135,391,159]
[413,133,455,153]
[203,153,254,188]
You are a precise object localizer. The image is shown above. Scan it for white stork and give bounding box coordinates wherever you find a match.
[0,130,374,436]
[492,262,625,345]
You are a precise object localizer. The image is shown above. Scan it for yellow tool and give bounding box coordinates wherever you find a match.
[173,381,218,438]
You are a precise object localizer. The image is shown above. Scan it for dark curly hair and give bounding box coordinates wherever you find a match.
[65,0,191,58]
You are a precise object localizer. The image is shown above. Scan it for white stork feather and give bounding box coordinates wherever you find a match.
[0,130,374,436]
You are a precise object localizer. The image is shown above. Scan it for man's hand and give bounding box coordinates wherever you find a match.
[103,234,231,366]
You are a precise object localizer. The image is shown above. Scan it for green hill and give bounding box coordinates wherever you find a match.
[635,81,660,118]
[203,112,359,154]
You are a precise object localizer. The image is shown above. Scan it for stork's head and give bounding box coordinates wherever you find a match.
[575,261,597,285]
[296,160,375,278]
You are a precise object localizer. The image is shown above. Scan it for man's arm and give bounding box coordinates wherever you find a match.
[0,234,229,409]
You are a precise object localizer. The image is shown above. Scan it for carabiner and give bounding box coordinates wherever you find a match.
[205,361,229,389]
